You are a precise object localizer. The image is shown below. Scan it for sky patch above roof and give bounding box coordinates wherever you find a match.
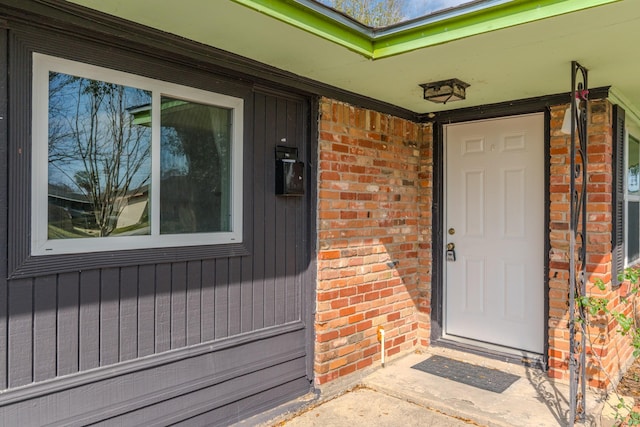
[315,0,482,28]
[404,0,478,18]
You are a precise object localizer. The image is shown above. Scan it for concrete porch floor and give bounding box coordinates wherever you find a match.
[239,347,614,427]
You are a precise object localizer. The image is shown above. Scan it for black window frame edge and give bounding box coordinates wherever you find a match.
[8,28,256,279]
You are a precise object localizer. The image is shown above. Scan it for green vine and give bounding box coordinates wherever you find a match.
[578,268,640,425]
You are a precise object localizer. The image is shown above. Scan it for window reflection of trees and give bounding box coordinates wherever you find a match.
[46,73,233,240]
[47,72,151,238]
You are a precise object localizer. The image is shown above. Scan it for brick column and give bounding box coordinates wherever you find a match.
[417,124,434,347]
[548,99,635,388]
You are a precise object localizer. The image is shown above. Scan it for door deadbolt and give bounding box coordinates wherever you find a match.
[448,228,455,235]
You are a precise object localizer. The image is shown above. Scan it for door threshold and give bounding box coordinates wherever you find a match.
[432,337,546,371]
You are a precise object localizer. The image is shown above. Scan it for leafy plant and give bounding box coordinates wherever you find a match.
[579,268,640,424]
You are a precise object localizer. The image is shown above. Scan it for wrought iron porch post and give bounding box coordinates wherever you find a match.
[568,61,589,425]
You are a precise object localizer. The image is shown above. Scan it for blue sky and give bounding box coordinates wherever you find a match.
[402,0,472,20]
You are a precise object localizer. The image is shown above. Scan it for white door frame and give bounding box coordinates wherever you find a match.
[440,113,547,357]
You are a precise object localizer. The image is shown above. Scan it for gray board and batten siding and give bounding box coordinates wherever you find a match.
[0,4,316,425]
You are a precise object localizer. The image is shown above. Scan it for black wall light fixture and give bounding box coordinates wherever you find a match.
[420,78,470,104]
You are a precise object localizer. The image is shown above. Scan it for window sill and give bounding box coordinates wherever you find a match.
[9,243,250,279]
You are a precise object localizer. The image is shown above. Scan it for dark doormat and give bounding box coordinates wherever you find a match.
[411,355,520,393]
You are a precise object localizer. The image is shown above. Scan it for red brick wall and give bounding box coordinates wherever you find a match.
[548,99,635,388]
[315,98,432,385]
[317,96,635,389]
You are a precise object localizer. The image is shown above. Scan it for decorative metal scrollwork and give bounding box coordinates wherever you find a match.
[568,61,588,425]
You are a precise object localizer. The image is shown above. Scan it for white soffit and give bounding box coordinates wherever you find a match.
[67,0,640,115]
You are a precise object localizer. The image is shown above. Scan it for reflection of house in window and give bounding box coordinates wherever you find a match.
[48,184,96,237]
[48,183,149,238]
[113,186,149,233]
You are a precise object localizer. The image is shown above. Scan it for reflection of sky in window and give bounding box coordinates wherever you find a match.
[315,0,479,25]
[48,72,151,194]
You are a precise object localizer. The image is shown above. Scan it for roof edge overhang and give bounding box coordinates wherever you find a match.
[232,0,622,59]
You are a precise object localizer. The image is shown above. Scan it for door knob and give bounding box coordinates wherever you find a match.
[446,242,456,262]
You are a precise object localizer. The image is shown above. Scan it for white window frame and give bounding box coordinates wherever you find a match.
[31,53,244,256]
[625,124,640,266]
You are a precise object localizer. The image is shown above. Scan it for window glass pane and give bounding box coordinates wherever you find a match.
[48,72,152,239]
[160,97,232,234]
[628,201,640,262]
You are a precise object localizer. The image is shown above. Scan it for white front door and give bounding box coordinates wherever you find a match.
[444,114,544,354]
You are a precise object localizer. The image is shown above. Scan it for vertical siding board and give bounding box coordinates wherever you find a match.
[252,92,266,331]
[7,34,32,388]
[200,259,216,342]
[8,278,33,387]
[274,97,288,325]
[237,91,254,337]
[263,94,277,328]
[186,261,202,345]
[228,257,242,336]
[214,258,229,339]
[79,270,100,371]
[119,266,138,362]
[0,28,8,390]
[240,258,254,334]
[7,33,30,275]
[171,262,187,349]
[137,264,155,357]
[100,268,120,366]
[295,99,306,322]
[285,99,301,323]
[0,274,6,390]
[57,272,79,376]
[155,264,171,353]
[33,275,56,382]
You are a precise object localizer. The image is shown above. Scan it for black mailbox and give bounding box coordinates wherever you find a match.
[276,146,304,196]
